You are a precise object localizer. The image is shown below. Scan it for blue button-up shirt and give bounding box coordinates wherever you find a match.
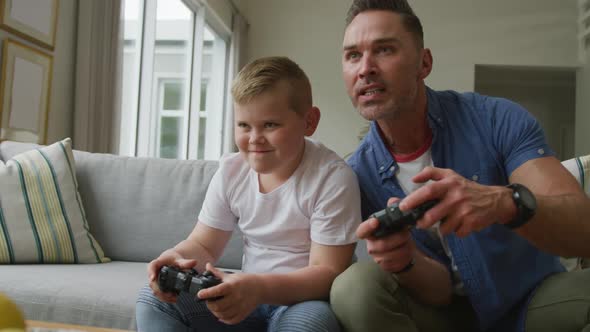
[348,87,564,332]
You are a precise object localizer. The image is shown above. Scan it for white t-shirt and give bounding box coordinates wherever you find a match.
[198,138,361,273]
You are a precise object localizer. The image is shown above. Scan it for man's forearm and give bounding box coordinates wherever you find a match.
[397,252,453,306]
[517,193,590,257]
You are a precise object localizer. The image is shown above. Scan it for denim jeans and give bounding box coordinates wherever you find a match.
[136,285,341,332]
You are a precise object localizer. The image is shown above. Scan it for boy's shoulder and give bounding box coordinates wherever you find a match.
[303,138,349,167]
[218,152,250,177]
[301,139,357,184]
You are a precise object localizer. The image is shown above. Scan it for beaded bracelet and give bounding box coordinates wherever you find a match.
[393,258,416,274]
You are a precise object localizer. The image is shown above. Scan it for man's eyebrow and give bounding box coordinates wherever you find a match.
[343,37,401,51]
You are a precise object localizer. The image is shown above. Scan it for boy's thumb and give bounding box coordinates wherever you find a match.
[177,258,197,269]
[205,262,223,278]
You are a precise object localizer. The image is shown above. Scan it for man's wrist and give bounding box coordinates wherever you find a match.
[503,183,537,229]
[392,258,416,274]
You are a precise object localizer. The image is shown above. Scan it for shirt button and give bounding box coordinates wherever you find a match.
[379,166,384,171]
[537,148,545,155]
[390,166,395,172]
[472,175,479,181]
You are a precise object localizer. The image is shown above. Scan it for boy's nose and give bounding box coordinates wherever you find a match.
[248,131,265,144]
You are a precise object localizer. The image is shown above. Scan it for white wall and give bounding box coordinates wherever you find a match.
[0,0,77,144]
[235,0,579,157]
[475,66,576,160]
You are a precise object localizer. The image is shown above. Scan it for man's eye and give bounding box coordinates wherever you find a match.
[265,123,278,128]
[378,46,394,54]
[237,123,249,129]
[345,51,360,60]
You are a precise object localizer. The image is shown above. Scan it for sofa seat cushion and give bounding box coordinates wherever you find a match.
[0,138,108,263]
[1,261,146,330]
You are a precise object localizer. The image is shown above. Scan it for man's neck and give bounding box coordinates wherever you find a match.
[377,93,430,155]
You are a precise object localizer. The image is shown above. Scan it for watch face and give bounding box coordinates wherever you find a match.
[518,186,537,210]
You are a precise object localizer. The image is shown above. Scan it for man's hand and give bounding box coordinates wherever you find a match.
[400,166,515,237]
[199,263,261,325]
[146,249,197,303]
[358,198,416,273]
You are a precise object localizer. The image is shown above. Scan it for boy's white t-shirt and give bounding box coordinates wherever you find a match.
[198,138,361,273]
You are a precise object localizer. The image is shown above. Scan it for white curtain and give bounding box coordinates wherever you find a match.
[222,12,249,154]
[74,0,123,153]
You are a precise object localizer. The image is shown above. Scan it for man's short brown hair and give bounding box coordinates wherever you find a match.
[345,0,424,48]
[231,56,312,113]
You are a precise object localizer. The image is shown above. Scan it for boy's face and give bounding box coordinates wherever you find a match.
[234,81,314,178]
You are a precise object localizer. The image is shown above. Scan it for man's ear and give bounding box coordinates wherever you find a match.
[304,106,321,136]
[418,48,433,80]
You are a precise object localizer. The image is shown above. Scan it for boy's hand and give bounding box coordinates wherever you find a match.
[147,249,197,303]
[199,263,262,325]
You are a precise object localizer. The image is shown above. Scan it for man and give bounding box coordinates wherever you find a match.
[330,0,590,331]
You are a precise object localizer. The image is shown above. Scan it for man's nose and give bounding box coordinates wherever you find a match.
[358,54,377,79]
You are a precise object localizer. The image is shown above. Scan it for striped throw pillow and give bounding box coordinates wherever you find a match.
[0,138,109,263]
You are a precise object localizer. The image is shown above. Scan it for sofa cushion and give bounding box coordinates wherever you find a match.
[0,140,245,269]
[0,138,108,263]
[562,155,590,195]
[1,261,145,330]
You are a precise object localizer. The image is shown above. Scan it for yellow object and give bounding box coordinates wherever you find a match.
[0,292,25,330]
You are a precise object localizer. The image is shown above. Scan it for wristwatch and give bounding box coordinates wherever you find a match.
[504,183,537,229]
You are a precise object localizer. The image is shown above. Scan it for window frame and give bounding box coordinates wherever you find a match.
[125,0,231,160]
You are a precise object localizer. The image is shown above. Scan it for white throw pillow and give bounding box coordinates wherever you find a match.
[0,138,109,263]
[560,155,590,270]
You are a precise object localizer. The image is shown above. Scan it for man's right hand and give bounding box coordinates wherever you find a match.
[357,198,417,273]
[147,249,197,303]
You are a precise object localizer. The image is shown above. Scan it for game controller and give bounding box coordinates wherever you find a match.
[369,200,438,238]
[157,265,222,299]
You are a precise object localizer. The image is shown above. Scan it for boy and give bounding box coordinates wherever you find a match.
[136,56,361,332]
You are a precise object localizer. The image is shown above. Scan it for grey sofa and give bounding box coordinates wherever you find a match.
[1,140,586,331]
[0,140,369,330]
[0,141,244,330]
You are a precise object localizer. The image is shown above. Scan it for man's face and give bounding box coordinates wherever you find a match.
[342,10,426,121]
[234,81,309,178]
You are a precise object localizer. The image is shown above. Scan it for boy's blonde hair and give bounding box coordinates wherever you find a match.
[231,56,312,113]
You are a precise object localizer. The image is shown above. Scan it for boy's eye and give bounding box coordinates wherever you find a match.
[237,122,250,129]
[264,122,278,128]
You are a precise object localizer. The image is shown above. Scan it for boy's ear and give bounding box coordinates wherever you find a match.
[304,106,321,136]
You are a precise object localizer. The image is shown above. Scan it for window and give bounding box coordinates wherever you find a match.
[120,0,229,160]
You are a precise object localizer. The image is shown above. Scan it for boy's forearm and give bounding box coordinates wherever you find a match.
[255,265,340,305]
[170,239,216,271]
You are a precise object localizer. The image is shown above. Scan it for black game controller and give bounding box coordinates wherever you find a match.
[369,200,438,238]
[158,265,222,299]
